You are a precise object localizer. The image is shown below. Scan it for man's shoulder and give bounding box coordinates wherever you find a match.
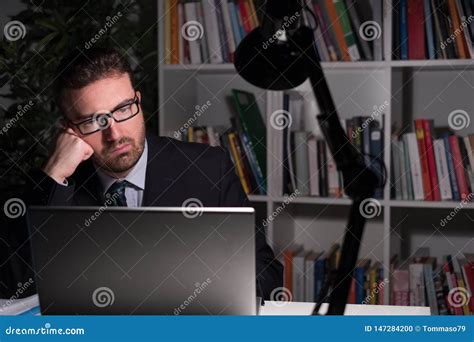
[147,134,227,163]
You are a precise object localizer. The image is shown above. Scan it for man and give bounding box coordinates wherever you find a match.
[11,47,282,300]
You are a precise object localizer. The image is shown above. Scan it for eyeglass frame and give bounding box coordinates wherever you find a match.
[67,91,141,136]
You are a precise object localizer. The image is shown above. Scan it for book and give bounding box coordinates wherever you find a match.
[407,0,426,60]
[231,89,267,190]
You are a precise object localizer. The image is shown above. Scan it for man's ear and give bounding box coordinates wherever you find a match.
[136,90,141,103]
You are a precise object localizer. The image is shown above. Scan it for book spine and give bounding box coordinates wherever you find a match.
[424,0,436,59]
[444,135,461,200]
[400,0,409,60]
[423,120,441,200]
[447,0,468,58]
[220,0,236,62]
[314,3,339,61]
[433,139,453,200]
[170,0,180,64]
[202,0,224,63]
[415,120,433,200]
[406,133,425,200]
[308,136,320,196]
[371,0,384,61]
[325,0,351,61]
[408,0,426,59]
[449,135,470,200]
[333,0,361,60]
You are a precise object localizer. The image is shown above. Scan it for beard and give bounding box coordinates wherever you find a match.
[93,128,146,174]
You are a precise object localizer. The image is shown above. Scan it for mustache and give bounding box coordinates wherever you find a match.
[103,137,134,153]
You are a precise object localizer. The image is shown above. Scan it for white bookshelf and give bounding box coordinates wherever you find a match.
[158,1,474,306]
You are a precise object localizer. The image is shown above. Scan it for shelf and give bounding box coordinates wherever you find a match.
[389,200,474,210]
[161,59,474,73]
[390,59,474,70]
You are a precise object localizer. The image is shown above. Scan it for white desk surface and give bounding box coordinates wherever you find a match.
[0,295,431,316]
[260,301,431,316]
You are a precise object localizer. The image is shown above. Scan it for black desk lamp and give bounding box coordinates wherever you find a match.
[234,0,380,315]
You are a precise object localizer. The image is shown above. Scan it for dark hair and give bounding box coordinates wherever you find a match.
[55,47,134,111]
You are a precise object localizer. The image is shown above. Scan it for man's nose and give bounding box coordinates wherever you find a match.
[103,118,121,141]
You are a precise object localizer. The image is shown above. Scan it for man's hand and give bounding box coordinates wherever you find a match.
[42,128,94,184]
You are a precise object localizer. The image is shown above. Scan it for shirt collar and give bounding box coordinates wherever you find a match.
[96,139,148,194]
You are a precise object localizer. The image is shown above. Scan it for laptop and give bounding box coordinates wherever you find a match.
[27,206,256,315]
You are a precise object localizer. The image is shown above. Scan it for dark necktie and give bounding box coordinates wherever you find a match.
[105,181,128,207]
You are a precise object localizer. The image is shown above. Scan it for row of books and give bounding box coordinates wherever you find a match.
[283,244,388,305]
[308,0,384,61]
[391,120,474,201]
[172,89,268,195]
[391,249,474,315]
[162,0,385,64]
[271,92,385,198]
[392,0,474,60]
[162,0,261,64]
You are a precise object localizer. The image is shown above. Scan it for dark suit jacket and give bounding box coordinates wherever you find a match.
[2,134,282,299]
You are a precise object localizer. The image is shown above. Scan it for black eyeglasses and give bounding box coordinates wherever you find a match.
[69,93,140,135]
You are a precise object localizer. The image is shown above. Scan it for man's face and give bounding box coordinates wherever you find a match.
[63,73,146,175]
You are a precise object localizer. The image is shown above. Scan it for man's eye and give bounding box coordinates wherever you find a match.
[117,105,130,113]
[82,121,96,128]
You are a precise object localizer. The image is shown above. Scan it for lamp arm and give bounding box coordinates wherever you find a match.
[294,27,378,315]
